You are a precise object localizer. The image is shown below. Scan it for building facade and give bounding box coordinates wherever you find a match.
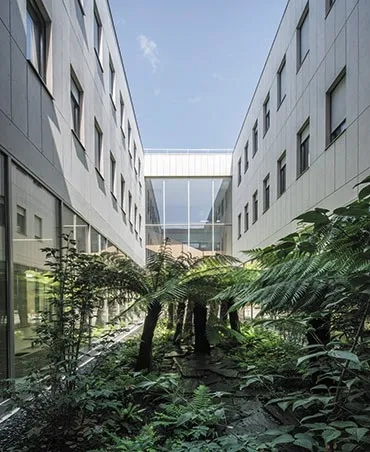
[0,0,145,381]
[232,0,370,259]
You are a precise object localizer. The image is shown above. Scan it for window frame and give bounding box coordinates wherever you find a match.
[244,203,249,232]
[120,94,125,139]
[110,152,116,196]
[244,141,249,173]
[297,3,309,71]
[93,3,103,65]
[252,121,258,157]
[70,70,83,140]
[277,56,286,108]
[327,69,346,146]
[26,0,49,82]
[109,55,116,106]
[263,174,270,213]
[34,214,42,239]
[252,190,258,224]
[325,0,336,16]
[16,205,27,235]
[263,93,270,136]
[120,175,126,212]
[237,158,242,186]
[297,120,310,177]
[277,152,287,197]
[94,120,103,175]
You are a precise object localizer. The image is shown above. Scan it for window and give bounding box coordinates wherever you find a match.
[252,121,258,156]
[138,158,142,178]
[120,176,126,210]
[128,191,132,224]
[244,142,249,173]
[244,203,249,232]
[298,121,310,176]
[94,121,103,173]
[277,152,287,197]
[252,191,258,223]
[297,5,309,68]
[134,204,138,232]
[263,174,270,212]
[263,94,270,135]
[26,0,47,81]
[328,71,346,143]
[133,143,137,170]
[94,4,102,61]
[237,213,241,239]
[277,56,286,106]
[34,215,42,239]
[71,72,82,138]
[109,56,115,104]
[237,158,242,186]
[120,95,125,136]
[326,0,336,15]
[138,214,142,235]
[17,205,26,235]
[127,121,132,155]
[110,153,116,194]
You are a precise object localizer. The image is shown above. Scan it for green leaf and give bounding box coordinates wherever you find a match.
[271,434,295,445]
[328,350,360,364]
[294,211,329,225]
[322,429,341,444]
[345,427,369,442]
[354,175,370,187]
[358,184,370,200]
[297,351,327,366]
[294,434,315,451]
[330,421,357,429]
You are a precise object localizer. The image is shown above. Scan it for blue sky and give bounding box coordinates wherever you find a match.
[109,0,287,150]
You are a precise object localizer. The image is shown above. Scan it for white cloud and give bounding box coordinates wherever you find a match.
[188,96,201,104]
[154,88,160,96]
[212,72,223,81]
[138,34,159,72]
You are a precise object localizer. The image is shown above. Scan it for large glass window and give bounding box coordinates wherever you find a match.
[0,154,8,382]
[145,178,232,258]
[12,164,58,377]
[62,206,88,253]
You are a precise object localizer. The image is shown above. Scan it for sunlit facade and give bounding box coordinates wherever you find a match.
[0,0,144,383]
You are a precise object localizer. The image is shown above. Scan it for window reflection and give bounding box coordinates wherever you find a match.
[146,178,232,258]
[12,164,58,377]
[0,154,7,382]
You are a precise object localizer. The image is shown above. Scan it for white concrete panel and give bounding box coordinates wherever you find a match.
[11,43,27,134]
[358,107,370,172]
[0,0,10,30]
[27,69,42,149]
[10,0,26,55]
[0,21,11,116]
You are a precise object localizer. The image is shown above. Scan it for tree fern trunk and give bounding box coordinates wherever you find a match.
[167,303,174,330]
[194,302,210,355]
[228,300,240,332]
[220,300,229,322]
[173,300,186,346]
[183,299,193,338]
[135,300,161,371]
